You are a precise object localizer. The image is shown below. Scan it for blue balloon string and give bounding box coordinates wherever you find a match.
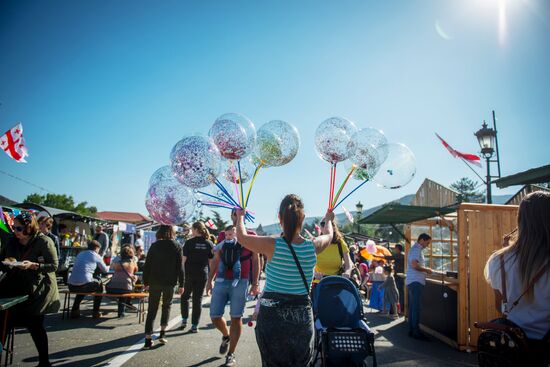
[332,179,370,210]
[214,179,241,208]
[197,191,234,206]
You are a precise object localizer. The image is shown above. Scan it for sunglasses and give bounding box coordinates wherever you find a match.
[13,226,25,233]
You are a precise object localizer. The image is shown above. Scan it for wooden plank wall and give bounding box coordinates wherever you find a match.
[457,203,518,350]
[412,179,458,207]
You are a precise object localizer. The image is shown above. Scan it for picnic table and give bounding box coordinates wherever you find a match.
[0,295,29,366]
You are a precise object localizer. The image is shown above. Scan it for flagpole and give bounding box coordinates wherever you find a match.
[459,157,486,184]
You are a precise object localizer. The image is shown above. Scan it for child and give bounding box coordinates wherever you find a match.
[379,265,399,319]
[216,226,241,287]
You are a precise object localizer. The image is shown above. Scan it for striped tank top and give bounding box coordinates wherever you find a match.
[264,237,317,295]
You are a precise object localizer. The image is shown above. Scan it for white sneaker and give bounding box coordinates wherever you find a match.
[158,331,167,344]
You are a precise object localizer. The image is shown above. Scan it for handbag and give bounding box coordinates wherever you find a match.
[474,255,549,367]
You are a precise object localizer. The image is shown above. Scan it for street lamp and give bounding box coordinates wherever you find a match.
[474,111,501,204]
[355,201,363,234]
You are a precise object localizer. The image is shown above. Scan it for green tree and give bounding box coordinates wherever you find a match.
[451,177,486,203]
[211,210,229,231]
[23,193,97,216]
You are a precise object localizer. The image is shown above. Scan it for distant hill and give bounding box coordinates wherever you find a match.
[256,193,512,235]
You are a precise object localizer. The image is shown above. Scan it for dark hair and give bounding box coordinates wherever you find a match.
[278,194,305,244]
[121,245,135,261]
[492,191,550,301]
[225,225,235,231]
[156,225,176,240]
[58,223,67,231]
[88,240,101,251]
[38,216,54,230]
[418,233,431,242]
[15,212,39,236]
[395,244,404,252]
[383,265,393,273]
[192,221,210,238]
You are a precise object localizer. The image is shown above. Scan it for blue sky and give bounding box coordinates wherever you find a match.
[1,0,549,226]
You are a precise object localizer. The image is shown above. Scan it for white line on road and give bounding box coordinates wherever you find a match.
[104,315,182,367]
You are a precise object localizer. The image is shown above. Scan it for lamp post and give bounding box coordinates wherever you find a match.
[355,201,363,234]
[474,111,501,204]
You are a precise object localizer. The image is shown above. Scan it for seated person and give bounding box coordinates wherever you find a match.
[216,226,241,287]
[106,246,138,317]
[68,240,109,318]
[135,245,146,272]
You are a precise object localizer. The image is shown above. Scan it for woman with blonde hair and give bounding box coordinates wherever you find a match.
[484,191,550,365]
[180,221,214,332]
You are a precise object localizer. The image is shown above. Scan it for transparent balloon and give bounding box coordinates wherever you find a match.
[348,127,389,166]
[148,165,177,188]
[253,120,300,167]
[170,135,222,189]
[345,160,379,181]
[373,143,416,189]
[209,113,256,160]
[145,182,196,225]
[314,117,358,163]
[221,157,256,184]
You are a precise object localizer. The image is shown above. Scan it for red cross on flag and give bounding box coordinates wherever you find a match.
[205,219,217,230]
[1,123,29,163]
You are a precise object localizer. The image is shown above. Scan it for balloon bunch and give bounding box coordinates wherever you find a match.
[145,113,300,225]
[315,117,416,211]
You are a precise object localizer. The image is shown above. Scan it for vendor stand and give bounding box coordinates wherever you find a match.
[359,202,517,351]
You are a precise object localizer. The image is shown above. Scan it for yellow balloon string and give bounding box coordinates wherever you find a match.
[244,162,264,209]
[331,165,357,209]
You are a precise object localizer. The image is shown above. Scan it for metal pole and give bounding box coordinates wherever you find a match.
[492,110,502,178]
[486,156,492,204]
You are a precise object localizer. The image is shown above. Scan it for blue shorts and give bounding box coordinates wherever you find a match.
[210,278,249,318]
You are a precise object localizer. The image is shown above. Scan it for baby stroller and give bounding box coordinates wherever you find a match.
[312,276,377,367]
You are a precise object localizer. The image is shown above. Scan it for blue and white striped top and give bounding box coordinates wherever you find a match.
[264,237,317,295]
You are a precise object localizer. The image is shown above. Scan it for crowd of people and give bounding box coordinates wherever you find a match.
[0,190,548,366]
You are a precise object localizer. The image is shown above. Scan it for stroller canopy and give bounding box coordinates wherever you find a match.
[313,276,364,329]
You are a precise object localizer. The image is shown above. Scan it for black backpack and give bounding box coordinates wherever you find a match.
[475,256,549,367]
[221,241,248,270]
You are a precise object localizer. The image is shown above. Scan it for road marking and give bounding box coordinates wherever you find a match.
[104,315,182,367]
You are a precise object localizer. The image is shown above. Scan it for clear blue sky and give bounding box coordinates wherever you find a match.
[1,0,549,226]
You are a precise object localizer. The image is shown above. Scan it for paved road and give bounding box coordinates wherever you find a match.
[10,287,477,367]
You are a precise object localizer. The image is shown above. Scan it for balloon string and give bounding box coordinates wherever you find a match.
[329,163,337,209]
[201,201,236,209]
[201,202,254,221]
[328,164,334,209]
[214,179,240,208]
[332,165,356,208]
[229,162,242,207]
[197,191,234,206]
[238,160,245,208]
[332,179,370,210]
[244,162,263,209]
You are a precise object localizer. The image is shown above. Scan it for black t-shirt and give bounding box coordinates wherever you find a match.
[183,236,214,274]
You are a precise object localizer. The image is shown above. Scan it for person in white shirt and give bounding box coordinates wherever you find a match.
[484,191,550,365]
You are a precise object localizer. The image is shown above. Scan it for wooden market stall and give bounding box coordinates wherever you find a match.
[359,180,520,351]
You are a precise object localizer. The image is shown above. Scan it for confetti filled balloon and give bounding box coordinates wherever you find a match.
[221,157,255,184]
[373,143,416,189]
[145,182,196,225]
[345,160,379,181]
[253,120,300,167]
[314,117,358,163]
[170,135,222,188]
[348,127,389,165]
[148,165,177,188]
[209,113,256,160]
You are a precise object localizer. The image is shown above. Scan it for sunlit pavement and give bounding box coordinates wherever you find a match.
[10,287,477,367]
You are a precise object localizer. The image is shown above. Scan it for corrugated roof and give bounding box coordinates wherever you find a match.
[96,211,151,223]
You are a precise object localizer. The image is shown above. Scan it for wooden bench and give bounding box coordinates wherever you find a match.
[59,290,148,323]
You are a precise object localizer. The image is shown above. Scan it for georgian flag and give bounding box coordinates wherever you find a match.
[206,219,217,230]
[435,133,481,167]
[1,123,29,163]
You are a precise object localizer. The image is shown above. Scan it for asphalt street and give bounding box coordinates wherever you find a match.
[9,286,477,367]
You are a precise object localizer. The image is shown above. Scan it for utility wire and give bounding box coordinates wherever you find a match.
[0,169,56,194]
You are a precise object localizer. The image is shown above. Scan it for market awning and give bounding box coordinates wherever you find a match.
[14,203,98,222]
[494,164,550,188]
[358,204,456,225]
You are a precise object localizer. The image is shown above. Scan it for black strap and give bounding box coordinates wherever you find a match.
[336,240,344,261]
[282,237,310,294]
